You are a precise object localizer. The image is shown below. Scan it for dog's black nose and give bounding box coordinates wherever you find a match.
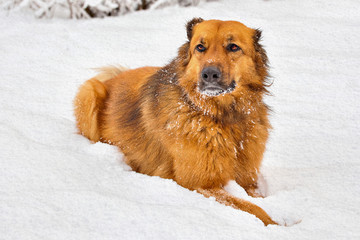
[201,66,222,83]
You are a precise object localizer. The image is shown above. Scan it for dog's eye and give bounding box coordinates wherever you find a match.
[227,44,241,52]
[195,44,206,52]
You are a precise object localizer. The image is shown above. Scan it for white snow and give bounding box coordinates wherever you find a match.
[1,0,360,239]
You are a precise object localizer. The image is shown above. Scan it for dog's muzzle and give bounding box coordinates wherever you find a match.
[198,66,236,97]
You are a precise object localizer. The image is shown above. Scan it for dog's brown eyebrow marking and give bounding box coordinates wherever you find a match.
[227,35,234,42]
[200,38,205,44]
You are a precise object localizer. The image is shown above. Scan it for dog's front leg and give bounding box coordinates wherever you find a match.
[197,188,277,226]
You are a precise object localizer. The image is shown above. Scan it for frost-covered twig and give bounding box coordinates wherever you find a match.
[1,0,215,18]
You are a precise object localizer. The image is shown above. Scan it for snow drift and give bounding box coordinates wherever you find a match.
[1,0,359,239]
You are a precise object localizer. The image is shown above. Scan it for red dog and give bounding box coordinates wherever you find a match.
[74,18,276,225]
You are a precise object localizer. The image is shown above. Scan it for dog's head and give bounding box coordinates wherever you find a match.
[176,18,269,115]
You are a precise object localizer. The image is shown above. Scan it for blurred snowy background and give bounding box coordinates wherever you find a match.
[0,0,359,239]
[1,0,211,18]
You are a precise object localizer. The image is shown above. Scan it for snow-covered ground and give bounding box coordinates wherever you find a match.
[1,0,359,239]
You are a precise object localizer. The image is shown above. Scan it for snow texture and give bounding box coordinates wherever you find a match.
[1,0,360,239]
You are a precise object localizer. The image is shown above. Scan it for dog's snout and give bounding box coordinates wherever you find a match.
[201,66,222,83]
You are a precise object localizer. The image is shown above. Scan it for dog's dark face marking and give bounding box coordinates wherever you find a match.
[198,65,236,97]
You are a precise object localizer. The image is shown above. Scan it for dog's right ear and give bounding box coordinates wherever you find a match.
[177,18,203,68]
[186,18,204,41]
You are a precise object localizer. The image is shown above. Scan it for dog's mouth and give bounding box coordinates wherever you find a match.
[198,80,236,97]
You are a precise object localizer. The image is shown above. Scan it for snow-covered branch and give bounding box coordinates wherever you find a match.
[1,0,214,18]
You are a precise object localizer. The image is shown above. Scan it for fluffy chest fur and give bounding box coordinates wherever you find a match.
[140,74,267,189]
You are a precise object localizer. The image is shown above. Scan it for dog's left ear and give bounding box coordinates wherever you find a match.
[186,18,204,41]
[253,29,269,79]
[253,29,268,65]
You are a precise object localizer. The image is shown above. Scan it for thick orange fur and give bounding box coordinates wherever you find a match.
[74,66,127,142]
[74,19,276,225]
